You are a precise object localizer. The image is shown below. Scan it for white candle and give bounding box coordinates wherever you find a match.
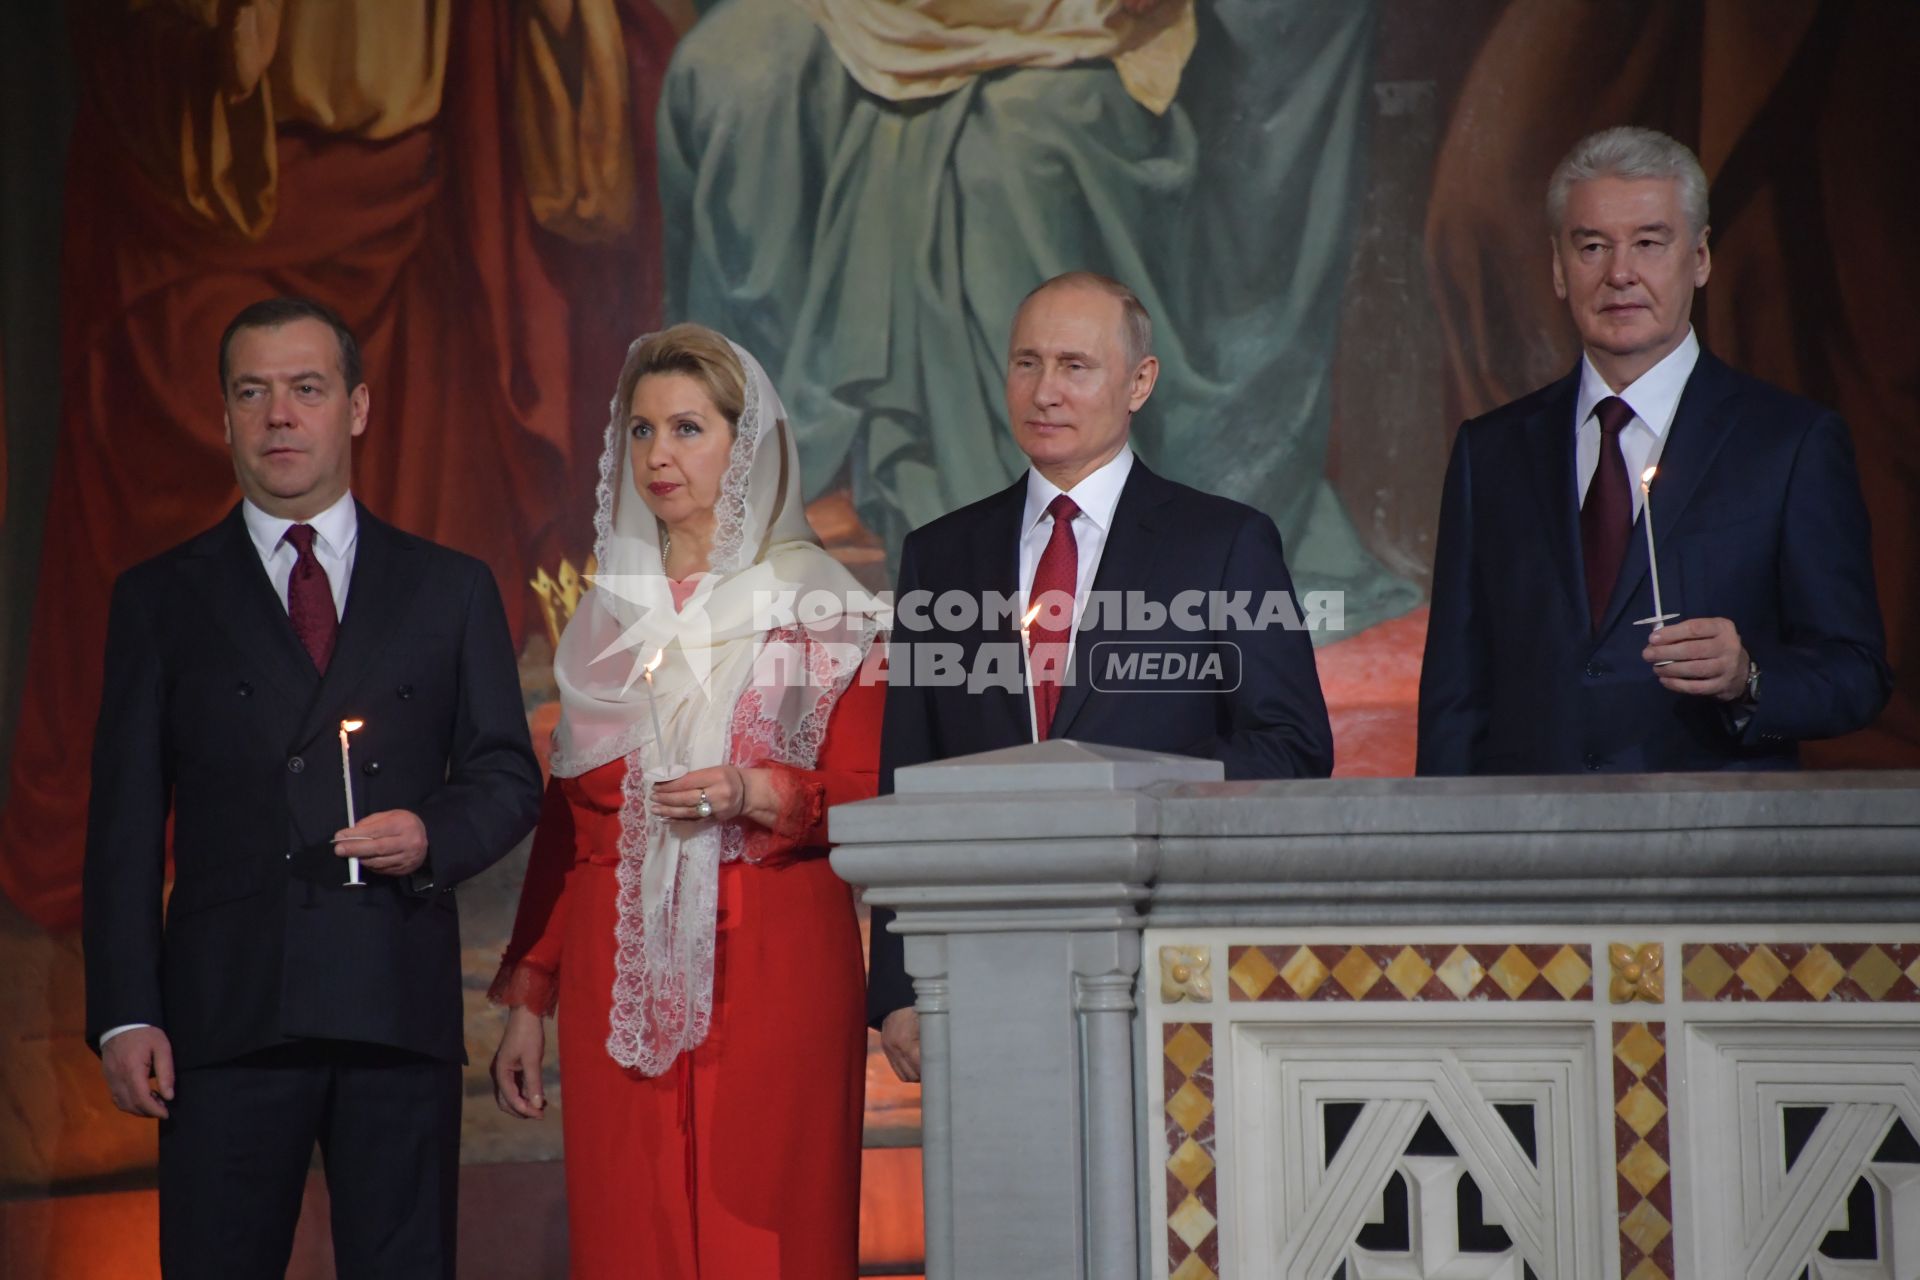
[1640,466,1668,629]
[339,719,364,886]
[641,649,668,759]
[1019,603,1042,744]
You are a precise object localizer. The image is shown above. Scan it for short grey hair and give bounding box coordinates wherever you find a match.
[1547,126,1709,238]
[1018,271,1154,369]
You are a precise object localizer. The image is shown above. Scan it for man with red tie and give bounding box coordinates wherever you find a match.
[84,298,541,1277]
[1417,128,1890,777]
[871,272,1334,1080]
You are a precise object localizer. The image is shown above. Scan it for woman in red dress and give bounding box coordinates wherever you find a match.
[488,325,883,1278]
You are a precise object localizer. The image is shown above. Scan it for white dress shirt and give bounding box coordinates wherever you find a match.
[1575,327,1699,519]
[1016,446,1134,738]
[241,489,359,619]
[100,492,360,1050]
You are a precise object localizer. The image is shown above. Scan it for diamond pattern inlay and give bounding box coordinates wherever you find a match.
[1332,947,1383,999]
[1682,945,1735,1000]
[1614,1022,1673,1280]
[1168,1137,1214,1191]
[1280,947,1331,999]
[1620,1199,1673,1257]
[1163,1023,1217,1278]
[1436,946,1486,999]
[1168,1195,1218,1251]
[1165,1025,1212,1079]
[1682,942,1920,1002]
[1489,944,1541,1000]
[1850,945,1903,1001]
[1791,945,1846,1001]
[1223,944,1591,1002]
[1736,945,1791,999]
[1171,1255,1219,1280]
[1615,1024,1666,1078]
[1543,944,1596,1000]
[1619,1139,1671,1197]
[1385,946,1434,999]
[1615,1082,1667,1137]
[1166,1081,1212,1134]
[1228,946,1280,1000]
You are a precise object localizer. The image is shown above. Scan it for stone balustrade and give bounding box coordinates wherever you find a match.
[830,741,1920,1280]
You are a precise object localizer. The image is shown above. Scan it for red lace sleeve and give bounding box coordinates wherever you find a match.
[739,676,885,865]
[488,776,579,1015]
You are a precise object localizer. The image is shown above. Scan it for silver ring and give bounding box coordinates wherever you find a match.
[696,790,712,819]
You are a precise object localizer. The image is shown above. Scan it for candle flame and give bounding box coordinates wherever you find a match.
[340,719,363,733]
[1640,465,1658,487]
[643,648,665,677]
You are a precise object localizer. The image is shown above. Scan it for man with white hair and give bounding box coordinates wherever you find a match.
[1417,126,1889,775]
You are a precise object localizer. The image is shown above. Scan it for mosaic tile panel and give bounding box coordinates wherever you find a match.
[1226,943,1593,1003]
[1164,1023,1219,1280]
[1681,943,1920,1002]
[1614,1022,1674,1280]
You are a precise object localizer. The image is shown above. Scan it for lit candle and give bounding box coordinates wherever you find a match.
[338,719,365,887]
[1019,603,1042,744]
[641,649,668,758]
[1640,465,1670,630]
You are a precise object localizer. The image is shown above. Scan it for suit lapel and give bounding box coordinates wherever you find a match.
[184,507,320,718]
[1595,353,1740,637]
[969,481,1032,744]
[1522,368,1589,628]
[1049,463,1169,740]
[290,505,422,753]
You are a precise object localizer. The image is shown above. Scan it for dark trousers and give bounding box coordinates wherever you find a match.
[158,1040,461,1280]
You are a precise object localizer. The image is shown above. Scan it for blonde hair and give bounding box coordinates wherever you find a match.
[616,323,747,430]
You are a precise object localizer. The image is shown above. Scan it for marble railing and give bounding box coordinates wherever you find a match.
[830,742,1920,1280]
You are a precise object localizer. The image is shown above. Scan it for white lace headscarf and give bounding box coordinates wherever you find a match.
[547,331,880,1076]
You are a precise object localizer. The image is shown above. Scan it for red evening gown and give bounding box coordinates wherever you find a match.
[492,675,882,1278]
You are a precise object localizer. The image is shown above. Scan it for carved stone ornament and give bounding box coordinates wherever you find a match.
[1160,945,1214,1003]
[1610,942,1665,1004]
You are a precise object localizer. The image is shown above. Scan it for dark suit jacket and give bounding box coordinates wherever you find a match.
[1417,350,1890,776]
[867,460,1334,1022]
[84,503,543,1069]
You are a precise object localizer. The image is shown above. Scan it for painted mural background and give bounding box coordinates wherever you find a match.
[1,1,1913,1274]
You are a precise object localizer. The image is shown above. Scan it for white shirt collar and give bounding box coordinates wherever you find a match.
[1575,327,1700,441]
[242,490,359,561]
[1022,445,1135,534]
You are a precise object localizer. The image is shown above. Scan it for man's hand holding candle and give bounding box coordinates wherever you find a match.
[1642,617,1749,701]
[333,809,430,876]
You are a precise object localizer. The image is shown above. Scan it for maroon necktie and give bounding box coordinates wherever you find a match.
[283,523,337,674]
[1580,395,1636,631]
[1027,494,1081,739]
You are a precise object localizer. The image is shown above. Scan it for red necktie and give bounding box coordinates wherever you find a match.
[1580,396,1635,631]
[1027,494,1080,739]
[284,523,337,674]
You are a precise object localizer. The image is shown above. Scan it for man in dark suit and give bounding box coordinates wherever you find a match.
[84,297,542,1278]
[1418,127,1890,776]
[871,272,1334,1079]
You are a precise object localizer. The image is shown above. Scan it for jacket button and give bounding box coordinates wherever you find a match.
[287,756,305,774]
[397,684,414,700]
[236,681,253,698]
[363,760,382,777]
[1584,662,1604,678]
[1583,752,1602,771]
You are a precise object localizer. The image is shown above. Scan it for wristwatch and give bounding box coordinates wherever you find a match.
[1743,659,1761,704]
